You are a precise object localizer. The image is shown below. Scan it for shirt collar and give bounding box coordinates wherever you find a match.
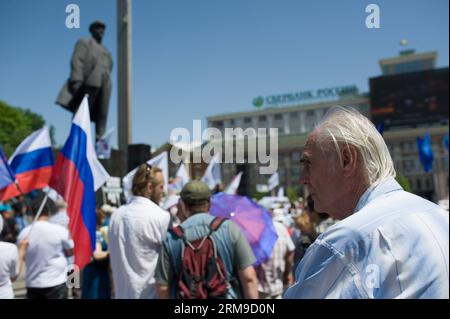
[131,196,156,206]
[354,177,403,212]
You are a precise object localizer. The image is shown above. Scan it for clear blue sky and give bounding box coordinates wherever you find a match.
[0,0,448,150]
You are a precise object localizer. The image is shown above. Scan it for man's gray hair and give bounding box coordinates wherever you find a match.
[313,106,396,186]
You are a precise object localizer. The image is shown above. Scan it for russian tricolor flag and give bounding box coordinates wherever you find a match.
[0,127,54,201]
[50,96,109,269]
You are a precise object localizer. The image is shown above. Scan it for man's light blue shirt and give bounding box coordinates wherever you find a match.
[284,178,449,298]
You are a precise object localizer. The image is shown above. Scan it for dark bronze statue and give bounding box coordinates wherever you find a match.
[56,21,113,139]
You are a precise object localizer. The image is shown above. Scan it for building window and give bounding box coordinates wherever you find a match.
[403,159,417,173]
[279,168,285,183]
[443,156,449,169]
[212,121,223,128]
[230,119,235,125]
[291,152,300,163]
[291,166,300,175]
[244,117,252,124]
[290,111,299,118]
[258,115,267,122]
[416,179,422,190]
[274,114,283,121]
[425,178,432,190]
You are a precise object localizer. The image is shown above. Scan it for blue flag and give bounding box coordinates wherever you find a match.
[444,134,449,151]
[0,146,16,190]
[416,132,434,172]
[376,122,384,135]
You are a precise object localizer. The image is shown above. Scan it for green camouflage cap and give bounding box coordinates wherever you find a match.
[180,181,211,205]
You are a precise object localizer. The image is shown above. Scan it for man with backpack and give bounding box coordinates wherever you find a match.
[155,181,259,299]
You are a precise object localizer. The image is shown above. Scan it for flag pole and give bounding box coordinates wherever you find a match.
[25,191,49,238]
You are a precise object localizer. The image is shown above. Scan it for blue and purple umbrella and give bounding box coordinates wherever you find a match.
[210,192,278,265]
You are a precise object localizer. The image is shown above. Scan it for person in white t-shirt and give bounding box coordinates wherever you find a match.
[48,200,70,229]
[109,164,170,299]
[17,193,74,299]
[0,214,28,299]
[256,208,295,299]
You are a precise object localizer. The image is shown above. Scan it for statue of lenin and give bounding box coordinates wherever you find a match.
[56,21,113,140]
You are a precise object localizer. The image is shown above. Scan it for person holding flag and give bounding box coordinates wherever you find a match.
[16,192,74,299]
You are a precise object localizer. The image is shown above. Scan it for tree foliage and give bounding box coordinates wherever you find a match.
[0,100,48,157]
[395,173,412,192]
[286,186,301,203]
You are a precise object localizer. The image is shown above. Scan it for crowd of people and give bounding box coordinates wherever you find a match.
[0,169,338,300]
[0,106,448,299]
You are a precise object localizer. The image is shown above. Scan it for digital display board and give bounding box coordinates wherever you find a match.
[370,67,449,128]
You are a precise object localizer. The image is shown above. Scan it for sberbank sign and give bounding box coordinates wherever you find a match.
[253,85,358,108]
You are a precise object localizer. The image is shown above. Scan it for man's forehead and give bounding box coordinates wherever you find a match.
[156,171,164,179]
[301,134,318,157]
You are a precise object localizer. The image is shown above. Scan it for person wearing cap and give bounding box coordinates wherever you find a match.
[56,20,112,139]
[155,180,259,299]
[109,164,171,299]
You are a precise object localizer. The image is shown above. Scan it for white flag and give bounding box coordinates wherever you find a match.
[267,172,279,191]
[277,186,284,198]
[172,162,190,190]
[95,128,114,159]
[225,171,243,195]
[122,151,169,202]
[201,154,222,190]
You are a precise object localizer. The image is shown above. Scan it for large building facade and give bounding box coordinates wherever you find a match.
[207,93,370,197]
[206,50,449,202]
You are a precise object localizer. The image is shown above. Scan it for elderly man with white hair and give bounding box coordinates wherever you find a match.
[284,106,449,299]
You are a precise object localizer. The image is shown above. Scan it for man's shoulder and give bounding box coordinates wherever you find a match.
[177,214,233,239]
[75,38,92,47]
[320,189,445,253]
[41,221,69,235]
[0,241,18,255]
[115,199,170,223]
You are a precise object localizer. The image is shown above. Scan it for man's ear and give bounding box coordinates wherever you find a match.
[177,200,189,222]
[341,145,358,174]
[146,181,153,196]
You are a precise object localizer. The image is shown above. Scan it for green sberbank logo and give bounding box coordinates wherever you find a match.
[253,96,264,107]
[252,85,358,108]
